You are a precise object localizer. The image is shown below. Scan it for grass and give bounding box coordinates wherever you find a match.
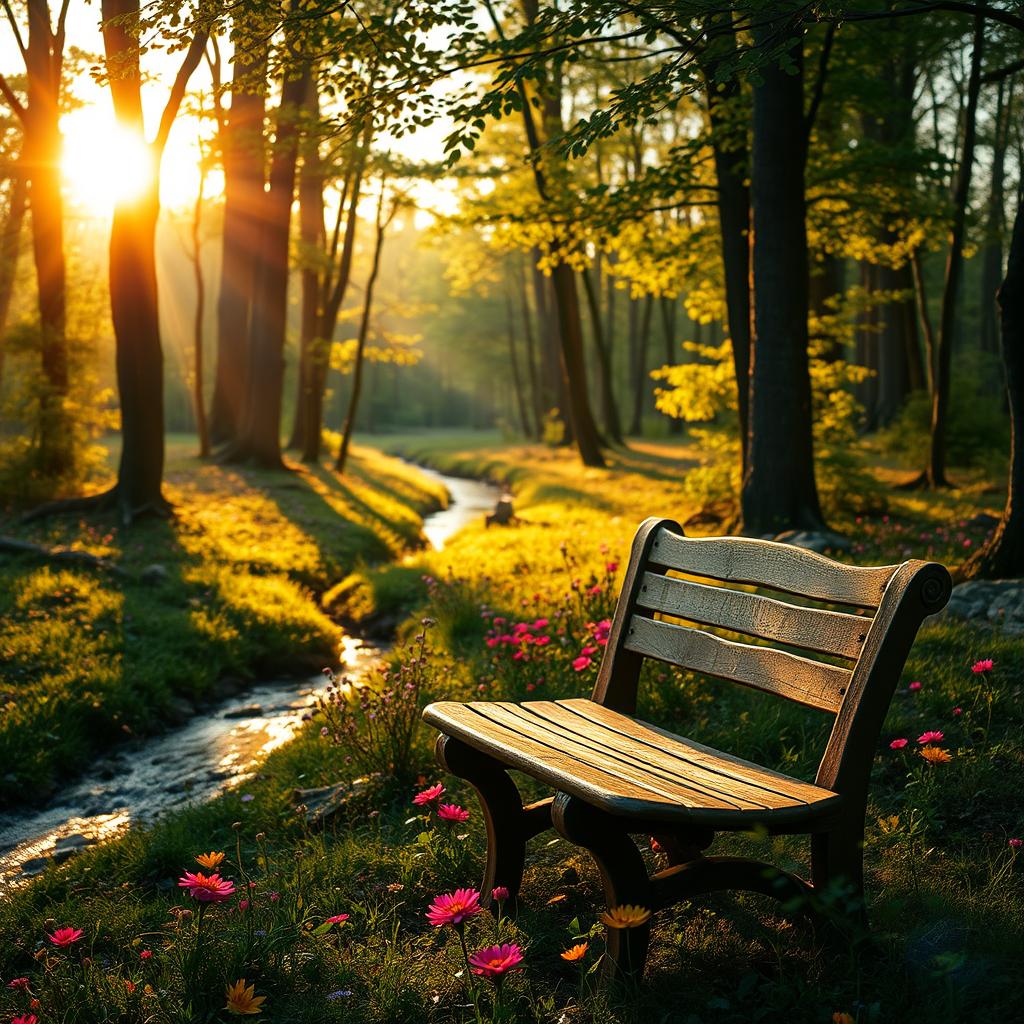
[0,437,445,805]
[1,429,1022,1023]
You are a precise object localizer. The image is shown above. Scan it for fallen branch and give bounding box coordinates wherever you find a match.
[0,535,130,578]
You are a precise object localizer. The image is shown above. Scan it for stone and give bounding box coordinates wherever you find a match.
[223,704,263,719]
[773,529,852,554]
[140,563,170,585]
[52,834,95,863]
[944,578,1024,633]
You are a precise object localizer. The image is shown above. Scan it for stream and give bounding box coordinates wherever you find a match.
[0,467,500,884]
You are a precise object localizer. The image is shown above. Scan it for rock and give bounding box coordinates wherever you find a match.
[223,704,263,719]
[773,529,852,554]
[140,563,170,586]
[963,512,1001,531]
[165,696,196,726]
[19,856,51,876]
[52,834,95,863]
[945,578,1024,633]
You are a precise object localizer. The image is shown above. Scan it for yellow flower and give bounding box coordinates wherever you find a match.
[225,979,266,1016]
[195,851,225,869]
[599,904,652,929]
[560,942,588,962]
[920,745,952,764]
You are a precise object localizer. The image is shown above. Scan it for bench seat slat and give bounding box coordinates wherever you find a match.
[623,614,850,713]
[650,527,898,609]
[423,698,842,827]
[636,571,869,660]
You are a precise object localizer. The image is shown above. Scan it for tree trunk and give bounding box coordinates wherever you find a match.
[209,36,266,446]
[660,296,683,435]
[336,185,391,474]
[980,79,1012,359]
[25,0,68,474]
[741,23,825,535]
[0,154,28,387]
[629,294,653,435]
[190,169,210,457]
[961,203,1024,578]
[505,287,531,436]
[927,12,984,487]
[228,61,309,469]
[581,266,623,444]
[516,253,542,436]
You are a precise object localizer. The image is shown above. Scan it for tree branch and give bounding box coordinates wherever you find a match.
[154,20,210,156]
[982,55,1024,84]
[804,21,835,142]
[0,71,26,121]
[1,0,27,62]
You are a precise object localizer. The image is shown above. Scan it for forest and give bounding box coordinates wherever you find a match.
[0,1,1022,1023]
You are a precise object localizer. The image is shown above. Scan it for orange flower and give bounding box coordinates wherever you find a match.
[920,745,952,764]
[560,942,588,962]
[195,851,225,870]
[599,904,652,929]
[832,1014,855,1024]
[225,979,265,1016]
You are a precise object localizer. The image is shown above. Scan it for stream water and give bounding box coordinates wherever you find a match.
[0,467,500,884]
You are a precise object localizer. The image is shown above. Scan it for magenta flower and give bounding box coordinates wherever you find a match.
[426,888,483,928]
[48,927,84,947]
[889,738,908,750]
[908,681,922,692]
[952,707,963,716]
[325,914,350,925]
[140,949,152,960]
[491,886,509,902]
[917,730,945,745]
[572,655,593,672]
[7,978,30,991]
[177,871,236,903]
[972,659,994,673]
[12,1015,38,1024]
[468,942,524,982]
[438,803,470,823]
[1009,838,1022,849]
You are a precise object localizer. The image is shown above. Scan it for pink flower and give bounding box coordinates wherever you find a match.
[269,891,280,902]
[952,707,963,716]
[47,927,84,947]
[468,942,524,982]
[491,886,509,902]
[533,618,549,629]
[971,659,994,674]
[917,730,945,745]
[238,899,250,912]
[7,978,30,991]
[572,655,593,672]
[325,914,350,925]
[437,803,470,823]
[140,950,152,960]
[908,681,922,692]
[606,562,619,574]
[1009,838,1022,849]
[177,871,236,903]
[12,1016,38,1024]
[413,783,444,806]
[426,888,483,928]
[889,738,908,750]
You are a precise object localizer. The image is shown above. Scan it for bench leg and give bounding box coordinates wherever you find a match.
[552,794,652,984]
[811,822,868,937]
[435,734,551,915]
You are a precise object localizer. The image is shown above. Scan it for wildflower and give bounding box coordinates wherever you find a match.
[833,1014,855,1024]
[140,949,152,960]
[1009,838,1022,849]
[195,851,225,870]
[7,978,30,991]
[325,914,349,925]
[953,707,963,716]
[561,943,588,962]
[326,990,353,1000]
[468,943,525,981]
[12,1015,38,1024]
[269,891,280,902]
[177,871,236,902]
[125,980,136,994]
[238,899,250,912]
[600,904,652,929]
[917,730,944,745]
[240,794,255,803]
[920,745,952,765]
[606,561,619,574]
[889,738,908,750]
[491,886,509,903]
[426,888,483,928]
[48,926,84,947]
[438,803,470,823]
[908,681,922,692]
[572,655,592,672]
[225,979,266,1015]
[971,659,994,673]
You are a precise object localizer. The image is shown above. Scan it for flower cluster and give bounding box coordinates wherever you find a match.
[572,619,611,672]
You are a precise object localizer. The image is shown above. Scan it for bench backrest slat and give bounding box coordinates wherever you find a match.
[623,614,851,713]
[635,571,868,661]
[649,528,898,609]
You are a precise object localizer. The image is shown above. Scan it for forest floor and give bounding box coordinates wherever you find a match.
[1,431,1022,1023]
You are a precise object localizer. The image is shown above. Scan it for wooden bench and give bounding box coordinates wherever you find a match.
[423,517,951,979]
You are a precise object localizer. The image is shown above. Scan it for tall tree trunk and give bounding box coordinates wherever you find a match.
[208,35,266,446]
[505,287,531,436]
[660,296,683,435]
[741,22,825,534]
[703,26,752,465]
[629,294,653,435]
[581,266,623,444]
[927,12,984,487]
[336,184,392,474]
[25,0,68,474]
[0,154,28,387]
[100,0,206,521]
[961,203,1024,578]
[228,61,309,468]
[190,166,210,457]
[980,79,1012,359]
[516,253,542,436]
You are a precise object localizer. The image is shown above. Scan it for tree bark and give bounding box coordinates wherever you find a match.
[980,78,1012,358]
[516,252,542,436]
[961,202,1024,578]
[660,296,683,435]
[581,266,623,444]
[927,12,984,487]
[190,162,210,457]
[0,153,28,387]
[741,22,825,535]
[505,287,531,437]
[336,184,392,474]
[208,33,266,446]
[629,294,653,435]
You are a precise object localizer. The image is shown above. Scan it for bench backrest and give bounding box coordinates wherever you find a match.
[593,518,951,800]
